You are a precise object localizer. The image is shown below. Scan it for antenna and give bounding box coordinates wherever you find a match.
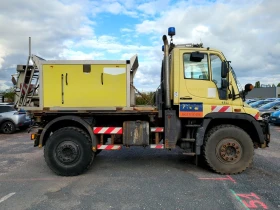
[29,37,31,56]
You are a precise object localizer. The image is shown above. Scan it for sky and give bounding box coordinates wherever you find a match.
[0,0,279,92]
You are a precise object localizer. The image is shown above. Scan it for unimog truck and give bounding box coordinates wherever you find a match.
[13,27,270,176]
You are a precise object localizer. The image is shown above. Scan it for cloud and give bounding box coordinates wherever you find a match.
[120,28,133,33]
[135,0,280,87]
[58,49,104,60]
[0,0,279,93]
[0,80,9,91]
[137,0,170,16]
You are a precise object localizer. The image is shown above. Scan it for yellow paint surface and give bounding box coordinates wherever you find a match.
[43,64,127,107]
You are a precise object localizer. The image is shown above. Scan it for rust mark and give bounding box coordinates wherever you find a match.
[111,134,115,144]
[100,134,104,145]
[133,125,139,144]
[155,133,159,144]
[165,139,169,148]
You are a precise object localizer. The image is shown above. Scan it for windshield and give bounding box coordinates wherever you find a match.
[231,68,246,101]
[260,101,280,109]
[231,68,243,93]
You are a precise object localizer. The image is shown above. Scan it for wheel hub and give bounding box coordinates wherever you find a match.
[3,122,13,133]
[56,141,80,164]
[217,139,242,164]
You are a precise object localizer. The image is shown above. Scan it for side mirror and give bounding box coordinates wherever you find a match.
[221,79,229,89]
[190,52,204,62]
[244,83,254,92]
[221,61,229,78]
[273,106,278,110]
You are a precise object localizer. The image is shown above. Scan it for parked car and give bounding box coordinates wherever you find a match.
[0,105,31,134]
[246,99,257,104]
[269,110,280,125]
[265,98,277,101]
[257,101,280,120]
[249,100,271,108]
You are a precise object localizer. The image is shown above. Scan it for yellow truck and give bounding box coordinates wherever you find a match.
[13,27,270,176]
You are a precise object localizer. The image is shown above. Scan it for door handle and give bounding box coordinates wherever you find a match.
[101,73,103,85]
[180,97,192,100]
[61,74,64,104]
[66,73,68,85]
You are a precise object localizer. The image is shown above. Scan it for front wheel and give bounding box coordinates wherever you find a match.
[203,125,254,174]
[44,127,94,176]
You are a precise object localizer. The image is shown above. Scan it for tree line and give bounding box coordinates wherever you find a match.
[0,87,15,102]
[254,81,280,88]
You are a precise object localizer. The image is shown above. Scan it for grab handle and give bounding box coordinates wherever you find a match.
[101,73,103,85]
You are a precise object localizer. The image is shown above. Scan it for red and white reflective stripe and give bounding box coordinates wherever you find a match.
[93,127,122,134]
[150,144,164,149]
[211,105,232,112]
[97,145,122,150]
[151,127,164,132]
[253,112,260,120]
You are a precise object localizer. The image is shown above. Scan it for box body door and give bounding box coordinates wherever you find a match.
[43,64,127,108]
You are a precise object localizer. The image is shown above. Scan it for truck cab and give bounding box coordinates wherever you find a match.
[167,43,260,120]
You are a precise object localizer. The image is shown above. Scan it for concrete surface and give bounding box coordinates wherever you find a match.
[0,125,279,210]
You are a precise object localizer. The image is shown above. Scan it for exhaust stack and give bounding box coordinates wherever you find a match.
[162,34,170,108]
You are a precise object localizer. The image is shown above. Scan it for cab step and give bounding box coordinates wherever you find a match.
[181,138,195,142]
[185,124,200,128]
[182,152,196,156]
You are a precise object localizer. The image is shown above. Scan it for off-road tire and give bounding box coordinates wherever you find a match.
[0,121,16,134]
[203,124,254,174]
[44,127,94,176]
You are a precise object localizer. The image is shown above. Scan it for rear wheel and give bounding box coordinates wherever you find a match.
[44,127,93,176]
[203,125,254,174]
[0,121,16,134]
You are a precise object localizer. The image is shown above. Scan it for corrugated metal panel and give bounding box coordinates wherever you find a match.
[246,87,276,99]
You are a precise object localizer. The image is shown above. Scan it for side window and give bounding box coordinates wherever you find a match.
[0,106,14,113]
[183,53,209,80]
[210,54,222,88]
[7,106,15,112]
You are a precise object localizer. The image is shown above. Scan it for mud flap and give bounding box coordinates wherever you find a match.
[164,110,181,149]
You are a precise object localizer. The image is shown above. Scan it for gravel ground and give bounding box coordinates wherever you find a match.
[0,125,279,210]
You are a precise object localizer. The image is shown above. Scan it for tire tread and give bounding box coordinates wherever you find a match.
[44,126,93,176]
[203,124,254,175]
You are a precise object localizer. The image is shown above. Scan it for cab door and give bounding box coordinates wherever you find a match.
[178,50,231,117]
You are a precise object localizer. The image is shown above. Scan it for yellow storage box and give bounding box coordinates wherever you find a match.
[19,55,139,110]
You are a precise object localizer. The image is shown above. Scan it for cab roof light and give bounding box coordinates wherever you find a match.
[168,27,175,36]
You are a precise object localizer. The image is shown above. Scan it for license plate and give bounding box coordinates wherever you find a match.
[271,118,276,121]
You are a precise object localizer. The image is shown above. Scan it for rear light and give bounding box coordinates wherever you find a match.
[31,133,37,140]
